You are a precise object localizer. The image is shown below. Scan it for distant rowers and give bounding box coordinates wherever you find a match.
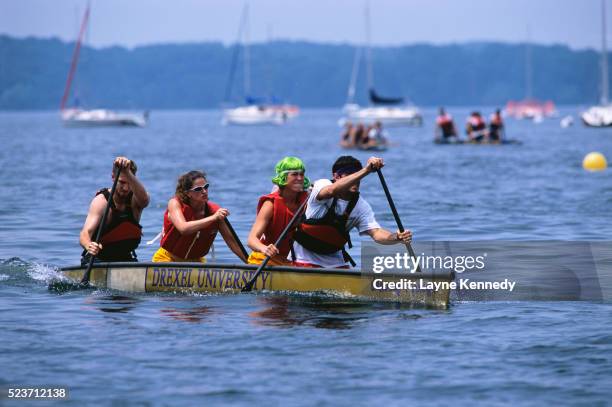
[488,109,505,142]
[291,156,412,268]
[247,157,310,266]
[152,170,247,263]
[79,157,149,264]
[435,107,458,141]
[340,121,355,148]
[466,111,487,142]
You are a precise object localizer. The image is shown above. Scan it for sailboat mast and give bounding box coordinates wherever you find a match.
[347,46,362,104]
[525,25,533,100]
[60,3,90,111]
[243,4,251,98]
[365,2,373,90]
[602,0,609,105]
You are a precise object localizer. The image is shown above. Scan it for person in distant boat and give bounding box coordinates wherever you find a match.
[488,109,505,142]
[466,111,487,142]
[152,170,247,263]
[359,121,388,149]
[247,157,310,266]
[353,123,366,146]
[79,157,150,264]
[340,121,355,148]
[291,156,413,268]
[435,108,458,141]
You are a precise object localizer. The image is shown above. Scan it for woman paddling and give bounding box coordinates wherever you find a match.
[152,170,247,263]
[247,157,310,266]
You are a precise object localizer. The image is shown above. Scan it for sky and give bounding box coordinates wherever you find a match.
[0,0,608,50]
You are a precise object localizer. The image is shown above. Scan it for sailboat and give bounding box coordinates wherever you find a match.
[582,0,612,127]
[60,3,148,127]
[222,5,297,126]
[505,26,556,120]
[341,4,422,128]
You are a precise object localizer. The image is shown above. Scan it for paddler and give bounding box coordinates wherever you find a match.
[291,156,412,268]
[466,111,487,142]
[247,157,310,266]
[152,170,247,263]
[79,156,149,264]
[435,107,458,141]
[488,108,505,142]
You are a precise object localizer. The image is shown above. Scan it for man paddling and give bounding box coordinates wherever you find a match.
[79,157,150,264]
[291,156,412,268]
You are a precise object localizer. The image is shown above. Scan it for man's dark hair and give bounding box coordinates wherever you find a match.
[332,156,363,175]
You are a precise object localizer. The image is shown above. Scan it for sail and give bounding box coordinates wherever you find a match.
[369,88,404,105]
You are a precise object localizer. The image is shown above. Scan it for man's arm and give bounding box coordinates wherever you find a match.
[365,228,412,245]
[317,157,384,201]
[79,194,107,256]
[114,157,149,217]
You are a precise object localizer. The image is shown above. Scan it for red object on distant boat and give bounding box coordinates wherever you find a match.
[505,99,556,119]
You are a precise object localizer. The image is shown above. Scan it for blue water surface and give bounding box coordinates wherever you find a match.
[1,108,611,405]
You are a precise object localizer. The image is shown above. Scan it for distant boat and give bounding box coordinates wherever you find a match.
[60,3,148,127]
[341,4,422,128]
[505,27,556,121]
[582,0,612,127]
[222,5,297,126]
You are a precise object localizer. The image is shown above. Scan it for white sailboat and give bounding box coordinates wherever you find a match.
[222,5,295,126]
[60,3,148,128]
[341,4,422,128]
[582,0,612,127]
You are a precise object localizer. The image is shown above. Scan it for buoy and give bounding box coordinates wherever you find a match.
[583,152,608,171]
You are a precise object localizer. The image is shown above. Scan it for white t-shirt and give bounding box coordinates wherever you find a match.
[292,179,380,267]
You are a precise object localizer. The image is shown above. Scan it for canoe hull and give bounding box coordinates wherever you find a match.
[60,262,453,308]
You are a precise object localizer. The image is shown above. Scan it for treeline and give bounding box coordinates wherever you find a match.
[0,35,605,109]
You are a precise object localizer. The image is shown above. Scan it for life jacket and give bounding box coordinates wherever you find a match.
[489,114,504,127]
[467,115,486,132]
[293,192,360,266]
[82,188,142,262]
[160,199,220,260]
[436,114,455,136]
[257,190,308,258]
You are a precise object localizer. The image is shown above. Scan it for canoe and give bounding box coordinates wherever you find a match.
[59,262,454,308]
[434,138,522,145]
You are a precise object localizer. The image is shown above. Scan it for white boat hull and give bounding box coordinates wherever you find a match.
[61,109,148,127]
[343,105,423,127]
[581,105,612,127]
[222,105,289,126]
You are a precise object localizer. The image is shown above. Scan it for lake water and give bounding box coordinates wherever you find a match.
[1,108,611,405]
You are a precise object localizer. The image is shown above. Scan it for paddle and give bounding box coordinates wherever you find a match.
[224,218,249,262]
[242,196,309,292]
[80,165,122,286]
[375,168,422,273]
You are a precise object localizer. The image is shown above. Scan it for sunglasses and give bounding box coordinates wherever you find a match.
[189,183,209,193]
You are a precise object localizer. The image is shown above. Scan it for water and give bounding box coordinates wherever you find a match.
[1,108,611,405]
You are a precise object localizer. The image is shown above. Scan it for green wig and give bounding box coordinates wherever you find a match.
[271,156,310,189]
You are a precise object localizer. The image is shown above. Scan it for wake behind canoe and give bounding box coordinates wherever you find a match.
[59,262,454,308]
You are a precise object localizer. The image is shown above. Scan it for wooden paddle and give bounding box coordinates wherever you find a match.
[242,196,309,292]
[376,168,422,273]
[80,165,122,286]
[224,218,249,262]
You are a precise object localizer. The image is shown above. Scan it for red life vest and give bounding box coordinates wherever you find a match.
[293,193,359,265]
[83,188,143,262]
[437,114,455,136]
[160,199,220,259]
[490,114,503,126]
[468,115,486,131]
[257,190,308,257]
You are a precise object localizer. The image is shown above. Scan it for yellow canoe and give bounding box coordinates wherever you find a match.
[60,262,454,308]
